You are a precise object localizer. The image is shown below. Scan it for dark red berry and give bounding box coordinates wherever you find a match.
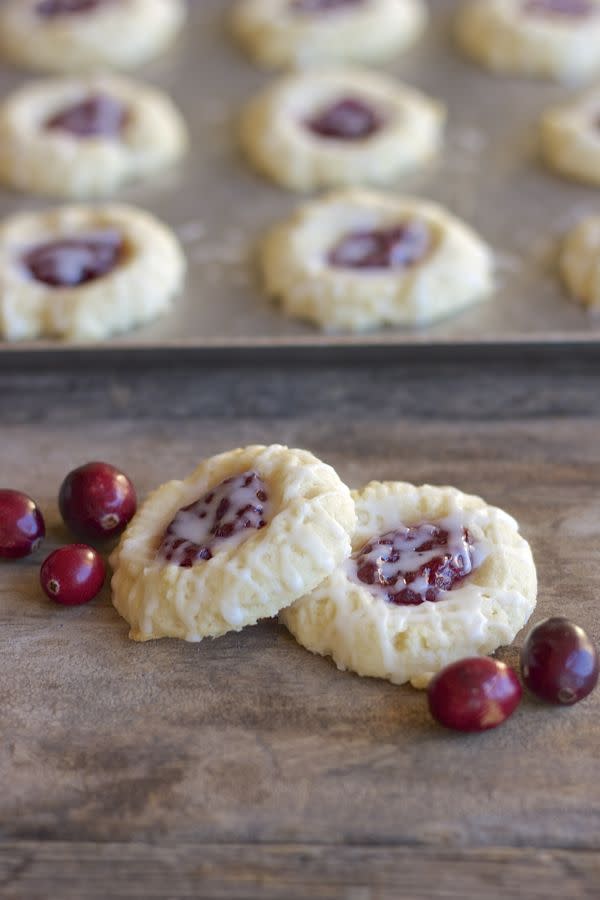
[521,617,599,705]
[36,0,111,17]
[427,657,522,732]
[40,544,105,606]
[59,461,136,540]
[0,490,45,559]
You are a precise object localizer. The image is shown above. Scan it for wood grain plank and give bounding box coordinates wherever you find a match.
[1,413,599,854]
[0,842,598,899]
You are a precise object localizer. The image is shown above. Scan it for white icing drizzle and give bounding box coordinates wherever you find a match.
[345,511,491,606]
[159,470,270,567]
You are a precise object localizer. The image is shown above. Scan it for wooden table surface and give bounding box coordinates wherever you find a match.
[1,354,599,899]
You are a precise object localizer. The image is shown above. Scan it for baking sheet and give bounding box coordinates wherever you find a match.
[1,0,600,354]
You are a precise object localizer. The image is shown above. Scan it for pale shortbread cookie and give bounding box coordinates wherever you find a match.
[261,190,494,331]
[456,0,600,83]
[0,204,185,341]
[231,0,427,69]
[560,216,600,310]
[110,445,356,642]
[240,67,445,192]
[281,482,538,688]
[541,88,600,185]
[0,74,188,199]
[0,0,186,74]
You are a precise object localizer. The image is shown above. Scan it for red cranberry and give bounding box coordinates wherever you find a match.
[0,490,46,559]
[306,98,383,141]
[23,231,125,289]
[158,470,269,567]
[36,0,110,16]
[59,461,137,540]
[522,0,595,17]
[292,0,365,13]
[521,617,599,705]
[46,94,129,139]
[428,658,522,732]
[351,523,479,606]
[328,221,430,270]
[40,544,105,606]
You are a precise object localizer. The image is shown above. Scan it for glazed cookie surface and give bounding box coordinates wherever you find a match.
[560,216,600,309]
[541,88,600,185]
[281,482,538,688]
[456,0,600,83]
[0,204,185,341]
[240,67,445,192]
[0,0,186,74]
[110,445,356,642]
[0,74,188,198]
[261,190,494,331]
[231,0,427,69]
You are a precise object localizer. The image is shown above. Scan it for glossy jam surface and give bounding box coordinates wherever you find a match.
[328,221,430,270]
[36,0,110,16]
[22,230,125,288]
[306,98,383,141]
[45,94,129,139]
[351,523,478,606]
[291,0,365,14]
[158,471,269,568]
[522,0,596,17]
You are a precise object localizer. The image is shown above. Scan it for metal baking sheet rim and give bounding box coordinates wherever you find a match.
[1,0,600,360]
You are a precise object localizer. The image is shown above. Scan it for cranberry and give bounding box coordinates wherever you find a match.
[0,490,46,559]
[36,0,110,16]
[158,470,269,567]
[22,231,125,289]
[428,658,522,732]
[59,461,137,540]
[45,94,129,139]
[522,0,595,17]
[40,544,105,606]
[291,0,364,13]
[306,98,383,141]
[351,523,479,606]
[521,617,599,705]
[328,221,430,270]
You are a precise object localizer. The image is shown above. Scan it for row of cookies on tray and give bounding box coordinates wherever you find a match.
[1,0,600,341]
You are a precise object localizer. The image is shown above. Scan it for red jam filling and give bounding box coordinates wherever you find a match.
[291,0,365,13]
[352,524,477,606]
[328,221,430,269]
[45,94,129,139]
[522,0,595,17]
[158,471,269,568]
[36,0,111,16]
[22,230,125,288]
[306,98,383,141]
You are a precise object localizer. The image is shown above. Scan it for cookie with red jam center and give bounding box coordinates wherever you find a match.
[281,481,537,688]
[456,0,600,84]
[110,445,356,642]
